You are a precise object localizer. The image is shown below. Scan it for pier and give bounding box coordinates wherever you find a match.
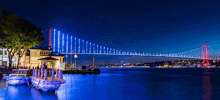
[64,56,100,74]
[63,69,100,74]
[31,68,65,92]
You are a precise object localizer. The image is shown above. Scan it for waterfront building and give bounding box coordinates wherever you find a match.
[19,46,64,69]
[0,47,9,67]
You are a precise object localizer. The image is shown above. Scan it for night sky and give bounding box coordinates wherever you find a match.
[1,0,220,65]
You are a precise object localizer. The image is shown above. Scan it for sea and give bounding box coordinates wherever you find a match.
[0,68,220,100]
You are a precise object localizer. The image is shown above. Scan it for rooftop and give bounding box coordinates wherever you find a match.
[38,57,59,61]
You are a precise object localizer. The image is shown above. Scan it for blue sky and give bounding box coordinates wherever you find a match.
[1,0,220,65]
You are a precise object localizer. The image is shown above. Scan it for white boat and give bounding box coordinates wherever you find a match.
[3,69,31,85]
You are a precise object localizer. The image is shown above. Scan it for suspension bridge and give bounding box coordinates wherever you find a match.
[43,28,220,66]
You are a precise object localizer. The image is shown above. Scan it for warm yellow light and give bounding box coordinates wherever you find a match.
[74,54,78,58]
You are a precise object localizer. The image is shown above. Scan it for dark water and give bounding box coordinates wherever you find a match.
[0,68,220,100]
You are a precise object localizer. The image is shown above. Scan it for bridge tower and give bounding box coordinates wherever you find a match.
[41,28,52,48]
[49,28,52,48]
[202,45,209,67]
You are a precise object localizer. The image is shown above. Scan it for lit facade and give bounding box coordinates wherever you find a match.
[0,48,9,66]
[19,47,64,69]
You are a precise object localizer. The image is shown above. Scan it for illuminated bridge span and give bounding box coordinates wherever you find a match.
[44,28,220,66]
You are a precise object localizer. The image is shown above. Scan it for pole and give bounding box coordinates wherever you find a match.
[71,55,72,69]
[52,69,54,80]
[44,69,47,80]
[66,55,67,69]
[41,69,43,79]
[74,54,78,69]
[1,47,3,67]
[93,56,95,70]
[32,68,35,77]
[75,58,76,69]
[70,52,73,69]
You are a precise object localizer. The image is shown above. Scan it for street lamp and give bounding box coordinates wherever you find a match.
[70,52,73,69]
[74,54,78,69]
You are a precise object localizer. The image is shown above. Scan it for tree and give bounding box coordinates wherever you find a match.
[0,9,44,68]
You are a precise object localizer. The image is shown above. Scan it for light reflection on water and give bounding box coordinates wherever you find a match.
[202,68,212,100]
[4,85,58,100]
[0,68,220,100]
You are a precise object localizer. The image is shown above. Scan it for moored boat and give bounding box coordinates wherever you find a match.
[3,69,31,85]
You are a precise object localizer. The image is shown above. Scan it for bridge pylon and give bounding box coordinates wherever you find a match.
[202,45,209,67]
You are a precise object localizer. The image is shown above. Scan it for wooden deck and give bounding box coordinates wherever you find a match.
[63,69,100,74]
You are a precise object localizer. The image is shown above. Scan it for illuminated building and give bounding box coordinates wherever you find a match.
[0,47,9,66]
[19,46,64,69]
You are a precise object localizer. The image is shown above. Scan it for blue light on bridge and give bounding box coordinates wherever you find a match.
[100,46,102,53]
[116,50,118,54]
[110,48,112,54]
[53,29,56,52]
[71,36,72,52]
[74,37,76,53]
[86,41,88,53]
[78,39,80,53]
[90,42,92,53]
[113,49,115,54]
[66,34,68,53]
[82,40,84,53]
[62,33,64,53]
[58,31,60,52]
[103,47,105,54]
[107,47,109,54]
[93,43,95,53]
[97,45,99,53]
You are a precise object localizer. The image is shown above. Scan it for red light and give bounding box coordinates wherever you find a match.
[202,45,209,67]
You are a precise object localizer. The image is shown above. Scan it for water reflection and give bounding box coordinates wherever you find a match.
[202,68,212,100]
[3,84,58,100]
[1,68,220,100]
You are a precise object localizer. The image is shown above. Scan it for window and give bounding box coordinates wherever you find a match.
[0,50,2,55]
[4,50,7,55]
